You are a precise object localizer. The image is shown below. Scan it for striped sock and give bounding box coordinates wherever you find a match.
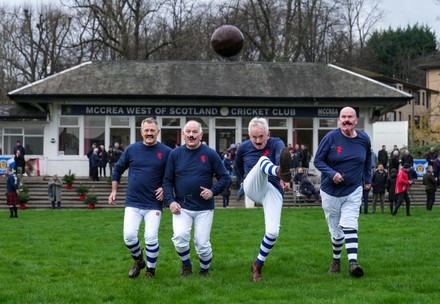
[127,240,142,258]
[256,234,277,264]
[259,157,279,176]
[176,247,192,266]
[146,243,159,269]
[199,251,213,271]
[331,236,344,261]
[343,228,358,263]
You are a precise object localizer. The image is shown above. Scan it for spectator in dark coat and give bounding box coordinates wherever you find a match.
[13,140,26,157]
[371,164,388,214]
[423,165,437,211]
[370,149,377,171]
[389,150,400,172]
[290,149,299,169]
[99,145,108,178]
[107,146,116,176]
[300,144,310,169]
[14,149,26,178]
[91,148,100,181]
[386,168,398,214]
[426,147,438,167]
[222,152,234,177]
[113,142,123,163]
[401,149,416,180]
[295,144,304,168]
[293,167,304,185]
[299,174,320,203]
[87,142,97,179]
[392,145,400,158]
[378,145,388,170]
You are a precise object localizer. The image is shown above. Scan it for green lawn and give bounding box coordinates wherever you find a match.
[1,207,439,304]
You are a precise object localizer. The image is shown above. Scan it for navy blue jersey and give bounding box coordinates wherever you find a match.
[112,141,171,210]
[163,144,230,211]
[7,173,18,193]
[235,137,286,195]
[314,128,371,197]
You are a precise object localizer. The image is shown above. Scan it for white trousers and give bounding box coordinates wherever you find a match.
[243,157,283,238]
[172,209,214,265]
[321,186,362,239]
[123,207,162,268]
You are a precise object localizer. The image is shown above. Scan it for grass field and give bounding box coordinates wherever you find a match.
[1,207,439,304]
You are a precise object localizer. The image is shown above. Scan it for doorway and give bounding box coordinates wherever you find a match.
[216,129,235,155]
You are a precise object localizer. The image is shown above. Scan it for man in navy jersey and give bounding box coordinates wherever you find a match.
[108,117,172,279]
[235,117,292,282]
[163,120,230,277]
[314,107,371,278]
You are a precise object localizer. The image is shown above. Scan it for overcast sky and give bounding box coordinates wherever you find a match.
[377,0,440,35]
[3,0,440,37]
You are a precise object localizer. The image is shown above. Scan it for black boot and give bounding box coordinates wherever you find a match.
[128,251,146,278]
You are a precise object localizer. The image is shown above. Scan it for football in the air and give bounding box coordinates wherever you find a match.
[210,25,244,58]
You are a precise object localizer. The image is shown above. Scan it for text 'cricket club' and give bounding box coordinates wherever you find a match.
[64,105,348,118]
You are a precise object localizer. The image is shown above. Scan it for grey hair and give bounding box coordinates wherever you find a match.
[248,117,269,134]
[184,120,203,133]
[140,117,159,129]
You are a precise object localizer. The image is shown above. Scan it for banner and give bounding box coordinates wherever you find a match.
[0,157,15,175]
[413,159,428,178]
[62,105,357,118]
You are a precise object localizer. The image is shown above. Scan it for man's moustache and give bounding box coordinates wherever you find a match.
[342,122,352,126]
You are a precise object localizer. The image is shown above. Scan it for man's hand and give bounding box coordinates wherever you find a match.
[200,186,214,200]
[280,180,290,191]
[108,191,117,205]
[155,187,164,201]
[170,201,181,215]
[333,172,344,184]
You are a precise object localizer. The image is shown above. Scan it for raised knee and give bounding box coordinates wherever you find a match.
[172,232,191,246]
[124,233,138,246]
[145,234,158,245]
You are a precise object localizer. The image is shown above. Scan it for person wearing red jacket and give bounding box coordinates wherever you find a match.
[392,163,413,216]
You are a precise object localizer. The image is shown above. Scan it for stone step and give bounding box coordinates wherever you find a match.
[1,177,437,210]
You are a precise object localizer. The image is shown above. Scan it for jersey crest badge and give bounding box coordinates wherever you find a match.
[336,146,343,155]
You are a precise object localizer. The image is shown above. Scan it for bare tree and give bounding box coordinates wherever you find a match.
[68,0,173,60]
[214,0,343,62]
[150,0,215,60]
[331,0,383,64]
[0,4,79,89]
[0,0,391,96]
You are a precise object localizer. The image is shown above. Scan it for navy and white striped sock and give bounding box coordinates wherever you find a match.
[343,228,358,263]
[146,243,159,268]
[259,157,279,177]
[199,251,213,271]
[256,234,277,264]
[127,240,142,258]
[177,248,192,266]
[331,236,344,261]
